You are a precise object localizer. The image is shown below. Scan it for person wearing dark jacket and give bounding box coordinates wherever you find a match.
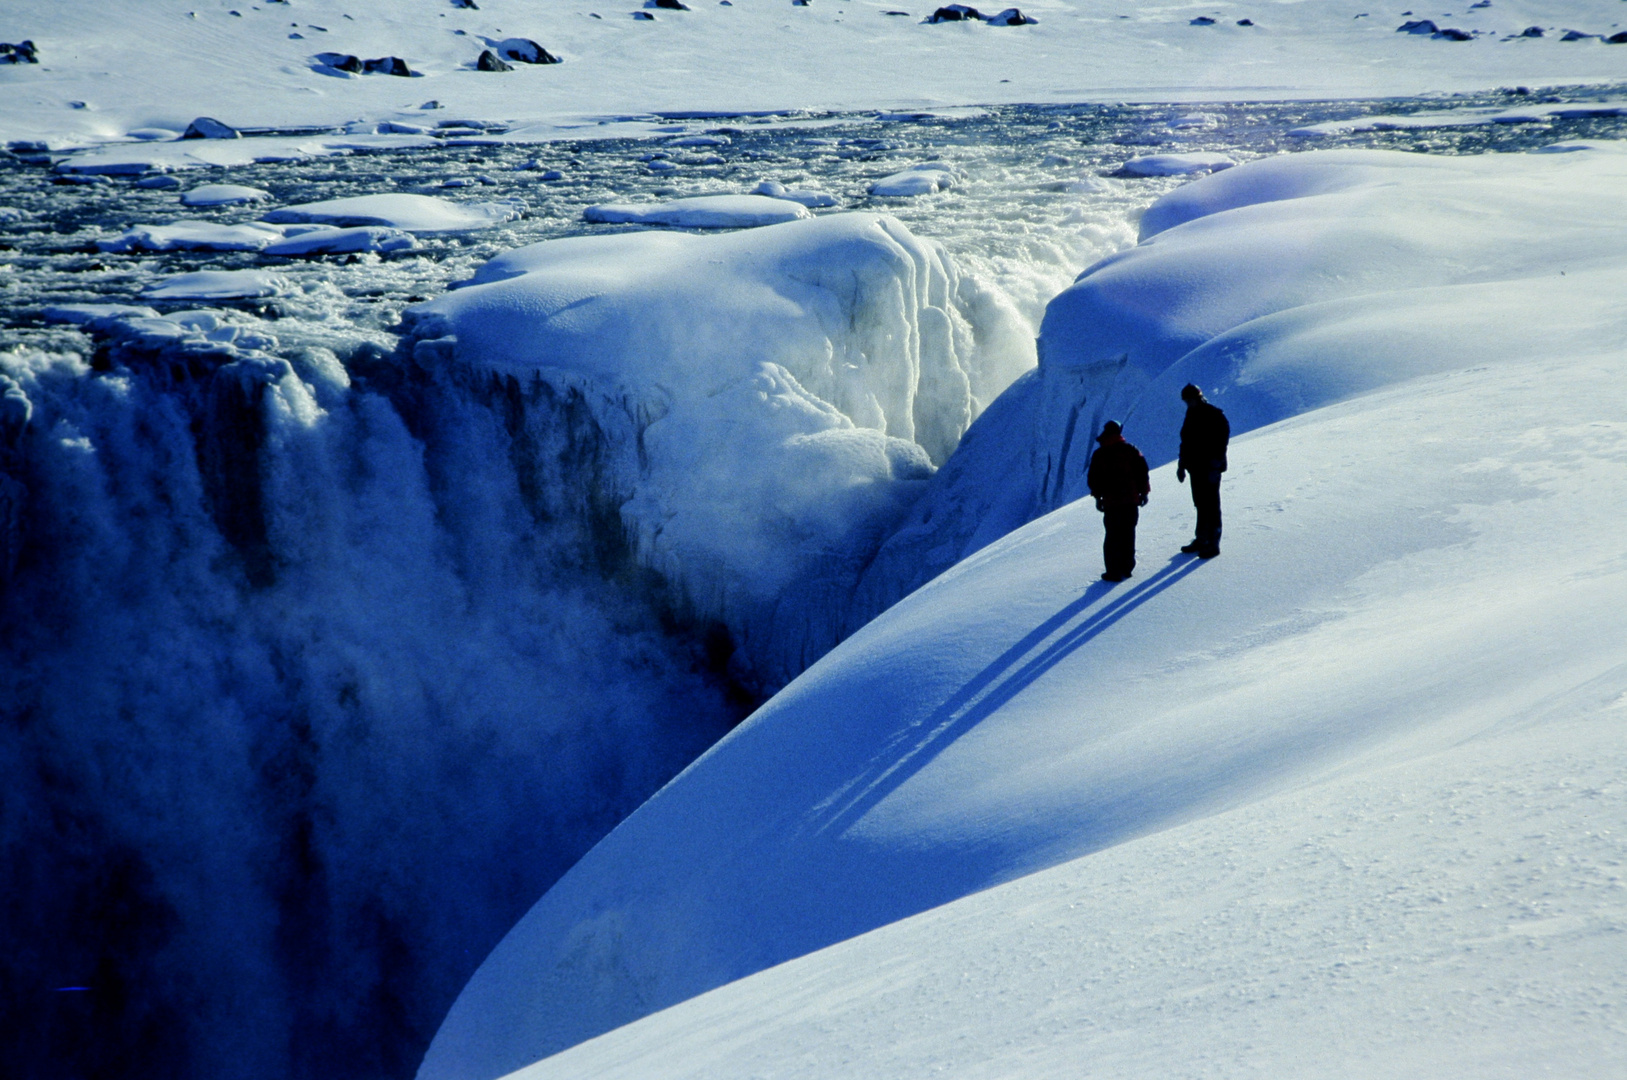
[1176,383,1230,558]
[1086,420,1150,582]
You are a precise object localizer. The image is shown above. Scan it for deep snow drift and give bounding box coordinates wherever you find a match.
[4,0,1627,151]
[419,142,1627,1079]
[401,211,1032,686]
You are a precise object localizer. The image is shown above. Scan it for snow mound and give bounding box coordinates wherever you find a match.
[868,162,957,196]
[96,221,286,253]
[401,212,1032,688]
[752,180,839,208]
[41,303,161,325]
[1118,151,1237,176]
[179,183,271,206]
[420,145,1627,1080]
[262,225,417,256]
[582,194,811,228]
[141,269,290,300]
[261,193,523,231]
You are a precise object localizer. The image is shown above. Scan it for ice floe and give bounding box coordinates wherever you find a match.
[260,193,523,231]
[868,162,957,196]
[179,183,272,206]
[1117,151,1237,176]
[142,268,290,300]
[582,194,812,227]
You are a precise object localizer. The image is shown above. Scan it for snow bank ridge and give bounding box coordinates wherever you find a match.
[400,211,1032,688]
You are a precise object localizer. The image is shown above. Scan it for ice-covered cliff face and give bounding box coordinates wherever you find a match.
[0,310,735,1080]
[401,213,1033,688]
[849,142,1627,621]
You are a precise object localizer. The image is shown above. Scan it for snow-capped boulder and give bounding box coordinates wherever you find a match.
[583,194,811,227]
[262,226,417,256]
[868,162,957,196]
[142,269,290,300]
[476,50,512,72]
[927,4,981,21]
[261,193,522,231]
[97,221,286,253]
[180,183,271,207]
[1118,152,1237,176]
[986,8,1036,25]
[494,38,561,64]
[180,117,239,140]
[399,212,1031,688]
[752,179,838,207]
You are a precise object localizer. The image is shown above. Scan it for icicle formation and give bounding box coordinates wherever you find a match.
[0,329,734,1080]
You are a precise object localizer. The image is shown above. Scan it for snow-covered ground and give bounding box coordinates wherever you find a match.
[419,143,1627,1079]
[4,0,1627,151]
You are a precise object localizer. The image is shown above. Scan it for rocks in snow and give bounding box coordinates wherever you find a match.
[1190,15,1215,25]
[650,0,692,8]
[0,40,38,64]
[477,49,512,71]
[363,56,415,76]
[927,5,980,21]
[181,183,272,207]
[317,52,364,72]
[181,117,240,140]
[1434,27,1472,40]
[986,8,1035,25]
[453,0,479,7]
[1610,32,1627,44]
[494,37,561,63]
[633,11,656,19]
[1397,19,1437,33]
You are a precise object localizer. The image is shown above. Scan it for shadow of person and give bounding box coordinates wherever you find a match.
[810,554,1207,838]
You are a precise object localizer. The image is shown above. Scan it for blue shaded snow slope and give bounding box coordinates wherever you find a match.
[421,145,1627,1079]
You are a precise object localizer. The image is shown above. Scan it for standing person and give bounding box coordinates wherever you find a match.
[1176,383,1230,559]
[1086,420,1150,582]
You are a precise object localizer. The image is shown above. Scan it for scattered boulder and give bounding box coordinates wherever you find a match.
[316,51,363,72]
[0,40,38,64]
[1397,18,1438,33]
[1236,18,1254,26]
[453,0,479,7]
[927,4,981,21]
[1520,25,1544,37]
[884,9,910,13]
[1189,15,1215,25]
[494,37,561,63]
[1608,32,1627,44]
[793,0,811,6]
[181,117,240,140]
[477,49,513,71]
[633,11,656,19]
[1560,29,1596,42]
[1433,27,1472,40]
[986,8,1035,25]
[651,0,691,8]
[362,56,414,76]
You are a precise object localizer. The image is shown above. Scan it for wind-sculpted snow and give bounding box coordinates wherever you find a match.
[401,212,1033,687]
[419,144,1627,1080]
[849,142,1627,619]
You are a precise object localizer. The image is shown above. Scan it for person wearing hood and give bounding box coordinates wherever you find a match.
[1175,383,1230,559]
[1085,420,1150,582]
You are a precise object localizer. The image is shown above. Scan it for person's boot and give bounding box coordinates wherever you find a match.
[1180,541,1202,554]
[1197,547,1219,559]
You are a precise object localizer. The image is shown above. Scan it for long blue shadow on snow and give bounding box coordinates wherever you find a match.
[814,554,1206,838]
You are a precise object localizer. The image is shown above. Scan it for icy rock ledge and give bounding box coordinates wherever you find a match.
[400,211,1032,688]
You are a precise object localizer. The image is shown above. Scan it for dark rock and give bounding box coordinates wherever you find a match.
[495,37,562,63]
[1190,16,1215,25]
[477,49,513,71]
[1236,18,1253,26]
[1608,32,1627,44]
[454,0,479,7]
[986,8,1035,25]
[362,56,415,76]
[181,117,240,140]
[792,0,810,6]
[1433,27,1472,40]
[633,10,655,18]
[0,40,38,64]
[927,4,982,21]
[1520,26,1544,37]
[1397,18,1438,33]
[652,0,691,8]
[1560,29,1595,42]
[316,51,364,72]
[884,8,909,13]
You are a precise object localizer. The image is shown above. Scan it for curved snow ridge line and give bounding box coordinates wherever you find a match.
[850,142,1627,619]
[399,211,1033,689]
[417,144,1627,1080]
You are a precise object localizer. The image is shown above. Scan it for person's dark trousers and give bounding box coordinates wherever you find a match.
[1102,505,1139,578]
[1189,468,1222,553]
